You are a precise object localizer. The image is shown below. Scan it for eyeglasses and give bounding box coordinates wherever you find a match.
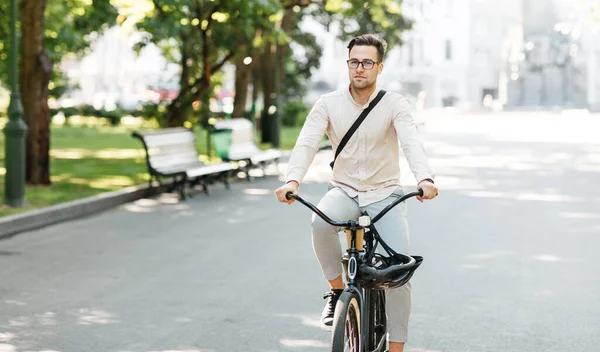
[347,59,379,70]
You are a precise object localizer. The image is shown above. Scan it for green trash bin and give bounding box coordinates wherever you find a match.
[212,128,233,159]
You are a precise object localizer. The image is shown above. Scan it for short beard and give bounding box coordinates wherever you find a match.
[351,79,375,91]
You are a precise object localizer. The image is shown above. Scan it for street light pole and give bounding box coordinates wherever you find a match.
[3,0,28,207]
[270,42,281,149]
[270,15,283,149]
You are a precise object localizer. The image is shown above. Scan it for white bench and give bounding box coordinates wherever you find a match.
[132,127,235,199]
[212,118,282,180]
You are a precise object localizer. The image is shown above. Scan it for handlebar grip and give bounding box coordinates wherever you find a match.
[416,187,438,197]
[285,191,295,200]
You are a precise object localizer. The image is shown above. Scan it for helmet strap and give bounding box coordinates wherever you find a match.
[368,223,413,264]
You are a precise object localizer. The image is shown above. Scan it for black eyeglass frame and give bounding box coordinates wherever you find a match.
[346,59,380,70]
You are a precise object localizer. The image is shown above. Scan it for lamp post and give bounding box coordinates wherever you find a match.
[270,17,282,149]
[270,42,281,149]
[3,0,28,207]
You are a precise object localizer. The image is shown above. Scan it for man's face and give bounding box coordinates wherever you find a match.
[347,45,383,90]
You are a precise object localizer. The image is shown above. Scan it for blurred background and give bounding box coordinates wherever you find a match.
[3,0,600,116]
[2,0,600,212]
[1,2,600,352]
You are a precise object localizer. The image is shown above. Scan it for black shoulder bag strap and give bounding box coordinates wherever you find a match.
[330,89,386,169]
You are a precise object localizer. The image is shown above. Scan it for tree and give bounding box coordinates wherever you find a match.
[235,0,411,143]
[316,0,411,47]
[4,0,117,185]
[20,0,52,185]
[134,0,281,127]
[0,2,13,92]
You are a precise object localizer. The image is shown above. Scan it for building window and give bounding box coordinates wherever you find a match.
[445,40,452,60]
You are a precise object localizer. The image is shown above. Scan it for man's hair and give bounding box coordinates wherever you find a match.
[347,34,388,62]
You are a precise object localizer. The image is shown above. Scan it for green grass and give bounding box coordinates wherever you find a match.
[0,118,303,218]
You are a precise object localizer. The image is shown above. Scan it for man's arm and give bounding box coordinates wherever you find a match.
[392,96,438,201]
[285,97,329,184]
[275,98,329,204]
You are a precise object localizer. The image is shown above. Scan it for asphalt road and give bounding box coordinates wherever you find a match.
[1,112,599,352]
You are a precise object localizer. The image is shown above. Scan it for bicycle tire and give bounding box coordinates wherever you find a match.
[331,290,361,352]
[366,289,387,351]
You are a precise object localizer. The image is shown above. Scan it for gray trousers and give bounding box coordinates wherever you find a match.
[311,185,411,343]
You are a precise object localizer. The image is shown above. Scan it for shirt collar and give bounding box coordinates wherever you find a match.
[346,84,381,108]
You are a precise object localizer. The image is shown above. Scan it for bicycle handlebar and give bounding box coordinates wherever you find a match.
[285,188,424,228]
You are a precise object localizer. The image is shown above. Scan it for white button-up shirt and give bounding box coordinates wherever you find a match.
[286,87,434,206]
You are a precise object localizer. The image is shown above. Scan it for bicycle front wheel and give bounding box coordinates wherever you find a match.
[366,289,387,351]
[331,291,361,352]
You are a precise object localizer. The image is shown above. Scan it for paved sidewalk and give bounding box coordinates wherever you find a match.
[1,148,303,240]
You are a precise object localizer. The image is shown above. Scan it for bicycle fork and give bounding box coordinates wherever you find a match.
[344,225,375,352]
[343,224,386,352]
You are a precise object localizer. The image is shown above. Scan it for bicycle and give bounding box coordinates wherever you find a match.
[286,189,424,352]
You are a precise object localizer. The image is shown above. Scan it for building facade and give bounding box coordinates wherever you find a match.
[304,0,523,110]
[306,0,600,111]
[505,0,600,110]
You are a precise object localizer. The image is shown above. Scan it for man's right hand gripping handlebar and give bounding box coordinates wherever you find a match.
[275,180,299,205]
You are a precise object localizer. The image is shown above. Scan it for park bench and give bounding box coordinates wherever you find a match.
[132,127,235,199]
[212,118,282,180]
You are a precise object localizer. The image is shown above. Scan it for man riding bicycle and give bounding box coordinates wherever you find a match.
[274,34,438,352]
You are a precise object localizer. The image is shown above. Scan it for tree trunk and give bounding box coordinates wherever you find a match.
[251,66,260,120]
[232,55,253,118]
[278,8,296,97]
[164,80,212,128]
[260,47,275,143]
[163,35,192,128]
[20,0,51,185]
[164,95,185,127]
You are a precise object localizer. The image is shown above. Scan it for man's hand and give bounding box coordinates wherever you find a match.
[275,181,299,204]
[417,179,438,203]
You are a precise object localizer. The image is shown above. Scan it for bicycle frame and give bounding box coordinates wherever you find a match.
[345,225,386,352]
[286,189,423,352]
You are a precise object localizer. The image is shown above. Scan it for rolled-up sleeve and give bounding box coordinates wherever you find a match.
[392,97,434,182]
[286,97,329,184]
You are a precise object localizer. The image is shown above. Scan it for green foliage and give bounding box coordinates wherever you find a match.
[0,1,12,89]
[0,0,412,121]
[310,0,411,50]
[280,10,322,102]
[45,0,118,60]
[280,0,410,114]
[134,0,282,74]
[45,0,118,98]
[282,100,309,127]
[133,0,283,124]
[50,103,166,125]
[0,0,118,95]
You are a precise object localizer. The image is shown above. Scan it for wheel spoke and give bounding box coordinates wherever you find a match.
[344,308,359,351]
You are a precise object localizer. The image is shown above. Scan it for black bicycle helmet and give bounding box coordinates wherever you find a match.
[357,223,424,290]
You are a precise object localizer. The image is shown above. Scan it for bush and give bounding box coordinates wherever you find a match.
[282,100,309,127]
[81,105,100,117]
[102,109,122,126]
[62,107,80,117]
[140,102,168,126]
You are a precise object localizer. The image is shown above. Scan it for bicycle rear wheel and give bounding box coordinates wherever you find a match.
[331,291,361,352]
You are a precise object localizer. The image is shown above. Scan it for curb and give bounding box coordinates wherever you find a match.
[0,148,329,241]
[0,183,152,240]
